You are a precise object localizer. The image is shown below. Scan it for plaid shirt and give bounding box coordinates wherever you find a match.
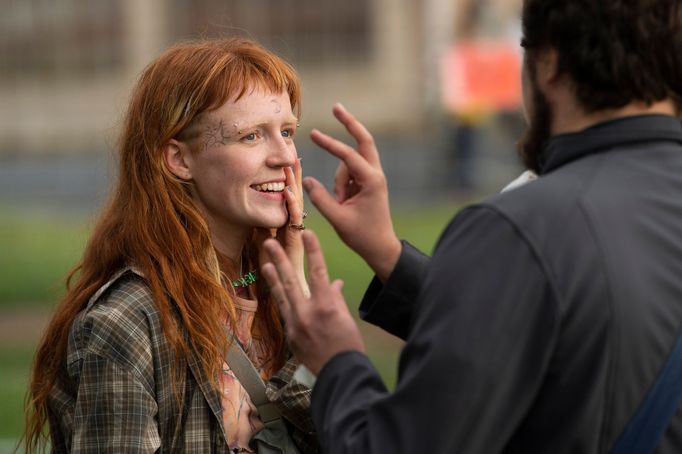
[46,268,318,453]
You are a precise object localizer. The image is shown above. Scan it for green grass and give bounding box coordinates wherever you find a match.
[0,345,35,442]
[0,201,461,444]
[0,211,89,307]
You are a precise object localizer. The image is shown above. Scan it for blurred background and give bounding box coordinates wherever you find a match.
[0,0,524,449]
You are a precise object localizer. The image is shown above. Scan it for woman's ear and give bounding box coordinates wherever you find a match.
[163,139,193,180]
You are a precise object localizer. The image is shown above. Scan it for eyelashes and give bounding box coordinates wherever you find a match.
[239,128,297,142]
[281,128,296,139]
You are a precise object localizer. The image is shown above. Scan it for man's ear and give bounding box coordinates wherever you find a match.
[163,139,193,180]
[535,48,561,89]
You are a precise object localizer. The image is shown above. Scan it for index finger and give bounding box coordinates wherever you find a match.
[310,128,376,184]
[301,231,331,299]
[333,160,350,202]
[293,156,303,192]
[263,238,308,317]
[332,103,381,167]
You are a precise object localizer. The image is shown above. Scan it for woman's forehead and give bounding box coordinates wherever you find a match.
[212,89,295,123]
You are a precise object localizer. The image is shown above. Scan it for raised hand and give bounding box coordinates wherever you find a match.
[305,104,402,282]
[261,231,365,374]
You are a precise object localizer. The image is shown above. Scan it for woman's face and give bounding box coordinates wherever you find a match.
[184,88,298,238]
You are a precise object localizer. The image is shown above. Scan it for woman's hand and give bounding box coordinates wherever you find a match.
[255,157,309,297]
[278,157,309,296]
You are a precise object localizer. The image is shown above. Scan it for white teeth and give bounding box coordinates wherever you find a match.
[254,182,285,192]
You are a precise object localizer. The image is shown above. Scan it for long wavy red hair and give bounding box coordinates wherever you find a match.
[23,37,301,452]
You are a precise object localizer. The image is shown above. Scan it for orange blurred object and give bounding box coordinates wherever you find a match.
[441,40,523,116]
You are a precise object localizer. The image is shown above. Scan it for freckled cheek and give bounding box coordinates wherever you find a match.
[211,161,246,186]
[195,171,238,205]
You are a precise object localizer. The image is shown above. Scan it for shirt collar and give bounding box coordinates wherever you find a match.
[538,114,682,174]
[85,266,144,310]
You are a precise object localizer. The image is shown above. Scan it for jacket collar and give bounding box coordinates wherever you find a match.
[538,114,682,175]
[85,266,144,310]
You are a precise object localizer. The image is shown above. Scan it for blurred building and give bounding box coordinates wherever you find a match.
[0,0,475,156]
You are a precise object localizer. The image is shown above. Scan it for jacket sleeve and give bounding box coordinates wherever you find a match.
[358,241,431,340]
[70,352,161,453]
[67,280,161,453]
[311,206,559,454]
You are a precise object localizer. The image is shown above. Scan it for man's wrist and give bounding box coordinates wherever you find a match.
[372,236,402,283]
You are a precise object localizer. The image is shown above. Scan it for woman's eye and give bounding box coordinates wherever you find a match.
[243,132,257,141]
[281,129,294,138]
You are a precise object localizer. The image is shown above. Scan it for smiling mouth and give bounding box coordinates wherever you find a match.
[252,182,285,192]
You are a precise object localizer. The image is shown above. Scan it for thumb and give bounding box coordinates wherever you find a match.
[303,176,344,226]
[334,162,351,202]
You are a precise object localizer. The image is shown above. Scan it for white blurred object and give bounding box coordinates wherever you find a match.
[501,170,538,192]
[293,364,317,388]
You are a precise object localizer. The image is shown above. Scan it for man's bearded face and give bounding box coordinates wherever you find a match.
[517,55,553,173]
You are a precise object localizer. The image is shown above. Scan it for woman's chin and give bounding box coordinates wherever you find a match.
[254,216,288,231]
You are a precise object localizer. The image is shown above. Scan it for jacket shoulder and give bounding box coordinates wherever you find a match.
[68,272,164,378]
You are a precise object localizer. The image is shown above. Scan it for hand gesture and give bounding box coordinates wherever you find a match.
[305,104,401,281]
[262,231,365,374]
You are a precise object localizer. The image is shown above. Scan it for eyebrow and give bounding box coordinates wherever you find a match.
[237,116,299,132]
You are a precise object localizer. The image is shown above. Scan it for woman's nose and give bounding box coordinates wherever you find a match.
[267,135,296,167]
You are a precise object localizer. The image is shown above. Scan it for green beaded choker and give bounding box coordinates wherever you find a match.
[232,270,257,288]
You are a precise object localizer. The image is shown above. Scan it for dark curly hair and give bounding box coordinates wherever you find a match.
[521,0,682,114]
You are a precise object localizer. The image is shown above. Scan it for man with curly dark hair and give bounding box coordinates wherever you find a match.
[260,0,682,452]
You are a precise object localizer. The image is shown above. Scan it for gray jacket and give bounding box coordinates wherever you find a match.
[312,114,682,453]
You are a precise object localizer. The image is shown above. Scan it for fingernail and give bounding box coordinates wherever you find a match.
[287,186,293,193]
[302,179,313,192]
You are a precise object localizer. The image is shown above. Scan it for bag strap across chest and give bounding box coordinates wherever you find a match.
[226,340,282,424]
[611,325,682,453]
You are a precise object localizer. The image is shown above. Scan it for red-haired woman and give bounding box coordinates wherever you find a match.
[23,38,316,453]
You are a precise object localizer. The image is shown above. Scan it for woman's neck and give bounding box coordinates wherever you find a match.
[209,223,249,288]
[202,214,250,265]
[213,233,247,265]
